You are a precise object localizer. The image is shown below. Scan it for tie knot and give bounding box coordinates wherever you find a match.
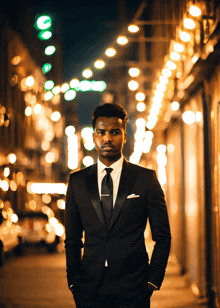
[105,168,113,175]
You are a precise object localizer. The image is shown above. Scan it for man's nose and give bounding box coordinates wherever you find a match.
[104,132,112,142]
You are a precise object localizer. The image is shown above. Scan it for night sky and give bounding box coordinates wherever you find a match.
[32,0,141,130]
[6,0,141,130]
[32,0,142,81]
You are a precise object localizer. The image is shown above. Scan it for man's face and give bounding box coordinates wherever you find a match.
[93,117,127,166]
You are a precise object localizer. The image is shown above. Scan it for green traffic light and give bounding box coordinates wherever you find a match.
[91,81,106,92]
[42,63,52,74]
[79,80,91,92]
[38,30,52,40]
[64,89,76,101]
[45,45,56,56]
[36,15,52,30]
[77,80,106,92]
[44,80,55,91]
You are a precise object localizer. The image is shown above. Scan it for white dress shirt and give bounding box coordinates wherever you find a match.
[97,155,124,207]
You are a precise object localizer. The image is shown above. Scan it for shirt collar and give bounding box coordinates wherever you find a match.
[98,156,124,175]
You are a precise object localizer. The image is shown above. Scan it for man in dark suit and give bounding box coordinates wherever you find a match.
[65,103,171,308]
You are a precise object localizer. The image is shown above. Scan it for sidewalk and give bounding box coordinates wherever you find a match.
[151,256,208,308]
[0,244,209,308]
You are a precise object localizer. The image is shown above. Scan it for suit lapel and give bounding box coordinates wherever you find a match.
[86,160,137,229]
[109,159,136,229]
[86,164,106,226]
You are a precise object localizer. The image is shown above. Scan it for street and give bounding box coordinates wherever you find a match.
[0,247,74,308]
[0,245,207,308]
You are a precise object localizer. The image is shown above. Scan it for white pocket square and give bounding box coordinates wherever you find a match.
[127,194,140,199]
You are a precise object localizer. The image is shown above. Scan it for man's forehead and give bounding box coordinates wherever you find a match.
[95,117,124,129]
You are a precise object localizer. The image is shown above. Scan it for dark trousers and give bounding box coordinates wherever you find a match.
[74,268,151,308]
[75,299,150,308]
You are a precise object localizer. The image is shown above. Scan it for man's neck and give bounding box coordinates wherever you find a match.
[98,155,124,167]
[98,155,122,167]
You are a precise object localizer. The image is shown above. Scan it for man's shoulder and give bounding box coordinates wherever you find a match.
[125,160,155,175]
[69,164,96,178]
[125,161,158,187]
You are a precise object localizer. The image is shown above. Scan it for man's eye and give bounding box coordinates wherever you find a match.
[98,131,105,135]
[112,131,119,135]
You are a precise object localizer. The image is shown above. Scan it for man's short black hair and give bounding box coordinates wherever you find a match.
[92,103,128,129]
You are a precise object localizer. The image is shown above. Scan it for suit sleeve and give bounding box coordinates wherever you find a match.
[147,171,171,289]
[65,174,84,288]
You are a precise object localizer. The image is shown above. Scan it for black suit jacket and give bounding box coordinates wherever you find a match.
[65,159,171,304]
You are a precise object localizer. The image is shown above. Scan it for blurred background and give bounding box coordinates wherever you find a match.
[0,0,220,307]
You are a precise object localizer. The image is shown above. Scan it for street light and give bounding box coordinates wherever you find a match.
[189,5,201,17]
[128,68,140,77]
[170,51,180,61]
[105,48,116,57]
[184,18,196,30]
[180,31,191,42]
[26,76,34,87]
[171,101,180,111]
[82,69,93,78]
[135,92,145,101]
[70,78,80,88]
[174,42,184,52]
[128,80,139,91]
[94,60,105,69]
[136,102,146,112]
[117,36,128,45]
[128,24,139,33]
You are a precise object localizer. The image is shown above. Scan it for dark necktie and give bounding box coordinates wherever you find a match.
[101,168,113,226]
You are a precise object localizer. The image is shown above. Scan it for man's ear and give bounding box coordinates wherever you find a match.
[124,132,127,144]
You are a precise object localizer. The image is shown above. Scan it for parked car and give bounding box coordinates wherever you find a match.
[17,211,65,253]
[0,208,21,267]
